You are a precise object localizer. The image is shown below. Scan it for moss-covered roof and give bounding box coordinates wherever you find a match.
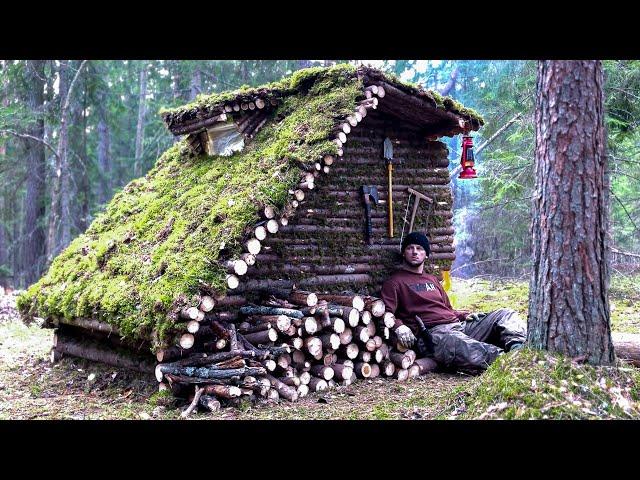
[18,64,483,353]
[161,65,484,133]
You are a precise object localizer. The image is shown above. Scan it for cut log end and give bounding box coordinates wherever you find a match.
[226,274,240,289]
[246,238,262,255]
[179,333,195,349]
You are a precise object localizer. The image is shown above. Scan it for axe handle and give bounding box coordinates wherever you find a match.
[364,199,373,244]
[388,163,394,237]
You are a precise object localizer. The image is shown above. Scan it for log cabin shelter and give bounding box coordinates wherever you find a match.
[18,64,483,357]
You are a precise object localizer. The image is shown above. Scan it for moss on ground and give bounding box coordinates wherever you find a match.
[443,348,640,419]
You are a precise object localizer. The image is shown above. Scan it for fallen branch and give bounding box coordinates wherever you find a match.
[181,386,204,419]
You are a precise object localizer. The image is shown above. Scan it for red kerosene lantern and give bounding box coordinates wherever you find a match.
[458,135,477,179]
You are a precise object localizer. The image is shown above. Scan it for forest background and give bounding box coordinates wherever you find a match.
[1,59,638,290]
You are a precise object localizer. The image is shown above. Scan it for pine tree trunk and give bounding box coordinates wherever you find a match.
[190,67,201,101]
[528,60,615,365]
[47,60,87,261]
[96,63,112,205]
[21,60,47,286]
[134,63,147,177]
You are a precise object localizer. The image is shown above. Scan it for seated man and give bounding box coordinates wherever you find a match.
[381,232,527,373]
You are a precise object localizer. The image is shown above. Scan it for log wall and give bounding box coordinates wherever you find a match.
[245,110,455,297]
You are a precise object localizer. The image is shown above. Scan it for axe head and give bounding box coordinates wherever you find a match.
[361,185,379,204]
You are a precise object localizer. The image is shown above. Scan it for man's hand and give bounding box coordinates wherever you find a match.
[465,312,487,322]
[395,325,416,348]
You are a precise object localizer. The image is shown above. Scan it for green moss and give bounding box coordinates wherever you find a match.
[18,65,364,352]
[443,348,640,419]
[147,389,174,407]
[161,64,484,128]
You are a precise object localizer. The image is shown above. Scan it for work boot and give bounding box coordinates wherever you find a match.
[507,342,524,352]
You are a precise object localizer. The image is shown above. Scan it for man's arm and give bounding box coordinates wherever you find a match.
[381,278,416,348]
[380,279,404,328]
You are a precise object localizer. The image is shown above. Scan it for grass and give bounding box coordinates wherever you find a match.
[2,273,639,419]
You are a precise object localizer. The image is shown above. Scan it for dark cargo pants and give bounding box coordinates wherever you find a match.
[427,308,527,372]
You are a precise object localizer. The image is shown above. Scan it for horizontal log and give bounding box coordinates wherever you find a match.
[331,364,354,381]
[297,384,309,398]
[339,328,353,345]
[298,274,373,288]
[310,365,335,381]
[215,295,248,307]
[389,350,413,370]
[341,154,449,168]
[381,359,396,377]
[308,377,328,392]
[169,113,227,135]
[240,305,304,319]
[298,208,454,219]
[414,357,438,374]
[315,294,365,311]
[364,298,386,317]
[265,373,299,402]
[202,384,242,399]
[53,316,120,335]
[354,362,372,379]
[243,329,278,345]
[158,350,257,372]
[159,365,266,381]
[53,331,155,373]
[357,351,372,363]
[252,263,386,277]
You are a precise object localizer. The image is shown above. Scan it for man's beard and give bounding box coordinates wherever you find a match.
[404,258,425,268]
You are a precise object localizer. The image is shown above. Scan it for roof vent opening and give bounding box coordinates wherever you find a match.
[205,122,245,156]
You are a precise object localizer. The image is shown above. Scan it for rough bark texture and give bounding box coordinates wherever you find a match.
[528,60,615,365]
[134,64,147,177]
[47,60,87,261]
[22,60,47,286]
[95,62,112,206]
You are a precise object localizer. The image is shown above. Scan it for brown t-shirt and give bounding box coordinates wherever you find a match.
[381,269,462,333]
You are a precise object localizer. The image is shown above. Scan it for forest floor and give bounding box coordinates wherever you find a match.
[1,274,639,420]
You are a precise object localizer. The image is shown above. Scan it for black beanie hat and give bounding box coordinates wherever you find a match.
[401,232,430,256]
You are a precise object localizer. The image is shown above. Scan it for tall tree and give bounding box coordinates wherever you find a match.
[95,62,112,206]
[21,60,47,286]
[46,60,87,261]
[0,63,9,281]
[528,60,615,365]
[134,62,147,177]
[189,66,201,101]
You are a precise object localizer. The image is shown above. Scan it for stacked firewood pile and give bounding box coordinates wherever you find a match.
[154,290,437,414]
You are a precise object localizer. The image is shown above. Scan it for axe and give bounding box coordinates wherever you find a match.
[360,185,379,245]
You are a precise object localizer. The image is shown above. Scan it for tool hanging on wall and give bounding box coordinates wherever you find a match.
[360,185,379,245]
[383,137,395,237]
[399,187,434,251]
